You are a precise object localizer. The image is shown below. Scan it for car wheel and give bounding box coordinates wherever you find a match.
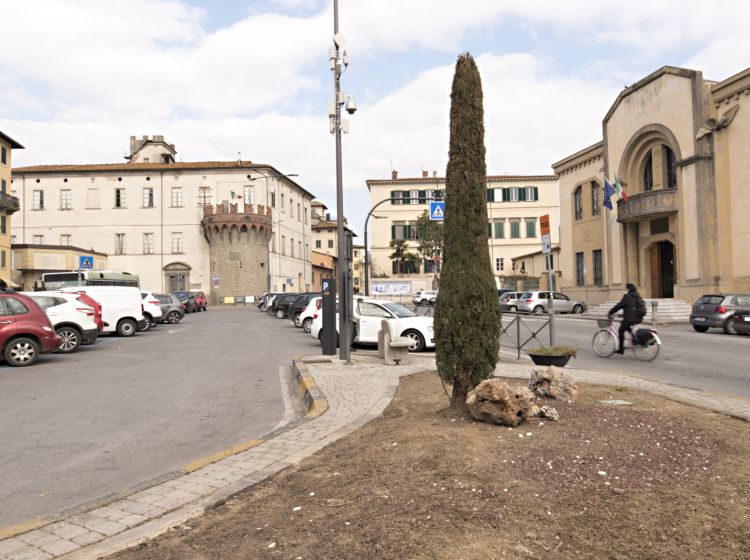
[167,311,181,324]
[572,304,584,314]
[420,299,427,305]
[141,314,152,331]
[402,329,425,352]
[692,324,709,333]
[533,305,545,315]
[117,318,137,337]
[293,313,302,328]
[723,318,738,335]
[4,337,40,367]
[303,317,313,333]
[509,306,517,313]
[56,326,81,354]
[275,309,286,319]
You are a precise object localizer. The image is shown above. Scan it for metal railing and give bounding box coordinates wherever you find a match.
[500,310,550,360]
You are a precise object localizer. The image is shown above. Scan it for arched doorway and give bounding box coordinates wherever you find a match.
[649,241,675,298]
[163,262,191,292]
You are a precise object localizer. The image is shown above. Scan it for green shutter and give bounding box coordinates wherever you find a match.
[495,221,504,239]
[391,225,396,239]
[502,188,510,202]
[418,190,426,203]
[533,186,539,201]
[390,190,396,204]
[519,188,527,201]
[487,223,492,238]
[487,188,495,202]
[392,261,398,274]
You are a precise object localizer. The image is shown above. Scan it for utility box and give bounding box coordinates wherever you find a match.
[321,277,337,355]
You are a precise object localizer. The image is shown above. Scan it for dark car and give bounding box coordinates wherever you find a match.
[158,293,185,324]
[173,291,197,313]
[288,292,322,327]
[690,294,750,334]
[269,293,299,319]
[0,293,62,367]
[732,309,750,335]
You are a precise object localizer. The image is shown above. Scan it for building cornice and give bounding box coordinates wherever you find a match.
[12,243,107,256]
[366,174,557,188]
[0,131,24,149]
[711,66,750,105]
[551,141,604,176]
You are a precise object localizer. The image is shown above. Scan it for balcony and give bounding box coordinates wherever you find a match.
[616,189,677,223]
[0,191,20,214]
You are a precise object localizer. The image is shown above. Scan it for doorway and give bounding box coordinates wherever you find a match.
[163,262,191,292]
[649,241,675,298]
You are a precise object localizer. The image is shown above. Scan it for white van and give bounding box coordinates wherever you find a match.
[60,286,146,336]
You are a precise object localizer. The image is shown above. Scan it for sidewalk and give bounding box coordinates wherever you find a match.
[0,353,747,560]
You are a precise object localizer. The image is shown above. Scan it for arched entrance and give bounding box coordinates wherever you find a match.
[649,241,675,298]
[163,262,191,292]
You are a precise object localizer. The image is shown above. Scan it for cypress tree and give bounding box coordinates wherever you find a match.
[434,53,501,413]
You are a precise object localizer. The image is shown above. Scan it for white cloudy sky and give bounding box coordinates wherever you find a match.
[1,0,748,233]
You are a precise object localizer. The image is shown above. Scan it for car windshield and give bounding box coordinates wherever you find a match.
[382,303,416,318]
[520,293,532,299]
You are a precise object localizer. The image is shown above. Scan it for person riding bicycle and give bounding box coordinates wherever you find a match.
[608,283,644,354]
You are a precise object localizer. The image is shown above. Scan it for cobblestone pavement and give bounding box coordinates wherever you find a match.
[1,353,746,560]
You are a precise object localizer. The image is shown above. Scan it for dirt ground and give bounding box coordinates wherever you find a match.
[113,371,750,560]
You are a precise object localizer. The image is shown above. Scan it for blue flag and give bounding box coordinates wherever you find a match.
[603,178,615,210]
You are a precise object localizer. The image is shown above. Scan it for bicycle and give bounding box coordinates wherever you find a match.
[592,317,661,362]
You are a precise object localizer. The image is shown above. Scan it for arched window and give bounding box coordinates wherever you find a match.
[665,146,677,188]
[591,181,601,216]
[643,153,653,192]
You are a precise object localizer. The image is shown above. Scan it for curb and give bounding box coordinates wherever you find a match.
[293,355,330,418]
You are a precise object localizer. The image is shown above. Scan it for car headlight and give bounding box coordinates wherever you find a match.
[43,326,54,333]
[428,325,434,333]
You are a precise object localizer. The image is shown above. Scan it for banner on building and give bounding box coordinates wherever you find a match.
[372,280,412,296]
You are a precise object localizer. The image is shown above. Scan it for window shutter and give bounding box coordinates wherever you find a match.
[533,186,539,201]
[519,188,527,201]
[487,189,495,202]
[391,225,396,239]
[487,223,492,238]
[502,188,510,202]
[390,190,396,204]
[418,190,426,203]
[392,261,398,274]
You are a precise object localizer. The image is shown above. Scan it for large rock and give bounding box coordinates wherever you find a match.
[529,366,578,401]
[466,379,535,426]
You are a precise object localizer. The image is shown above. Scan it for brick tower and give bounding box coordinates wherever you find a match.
[201,201,272,304]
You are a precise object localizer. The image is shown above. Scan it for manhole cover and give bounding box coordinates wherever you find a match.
[600,399,633,406]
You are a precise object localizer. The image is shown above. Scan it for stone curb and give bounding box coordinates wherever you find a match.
[293,355,330,418]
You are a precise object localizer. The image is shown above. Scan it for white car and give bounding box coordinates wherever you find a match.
[140,291,164,331]
[412,290,438,305]
[60,286,147,336]
[22,291,98,353]
[310,298,435,352]
[298,296,321,333]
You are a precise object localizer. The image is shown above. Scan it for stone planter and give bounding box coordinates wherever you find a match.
[528,354,571,367]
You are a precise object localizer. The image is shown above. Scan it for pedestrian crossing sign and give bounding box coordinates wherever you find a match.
[78,256,94,270]
[429,201,445,221]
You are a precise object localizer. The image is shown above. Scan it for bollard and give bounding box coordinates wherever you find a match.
[651,301,659,325]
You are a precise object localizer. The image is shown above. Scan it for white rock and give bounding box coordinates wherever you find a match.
[268,543,276,549]
[293,506,301,512]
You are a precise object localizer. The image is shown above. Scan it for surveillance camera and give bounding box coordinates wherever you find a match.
[345,98,357,115]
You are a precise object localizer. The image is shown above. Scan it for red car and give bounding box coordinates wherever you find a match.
[0,293,62,367]
[192,291,207,312]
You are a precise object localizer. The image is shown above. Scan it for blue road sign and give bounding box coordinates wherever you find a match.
[429,201,445,221]
[78,256,94,270]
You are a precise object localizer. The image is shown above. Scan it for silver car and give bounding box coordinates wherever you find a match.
[500,291,524,312]
[690,293,750,334]
[516,291,587,315]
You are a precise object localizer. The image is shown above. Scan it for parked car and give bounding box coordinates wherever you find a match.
[516,291,587,315]
[732,309,750,335]
[60,286,147,336]
[22,291,98,353]
[499,291,524,312]
[173,291,199,313]
[270,293,299,319]
[0,292,62,366]
[412,290,438,306]
[311,298,434,352]
[288,292,322,327]
[690,293,750,334]
[140,292,164,330]
[157,293,185,324]
[63,290,104,336]
[192,291,208,312]
[298,296,322,333]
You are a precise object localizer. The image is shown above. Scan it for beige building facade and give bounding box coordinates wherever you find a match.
[366,170,559,293]
[12,136,314,296]
[0,131,23,287]
[11,244,108,291]
[554,66,750,305]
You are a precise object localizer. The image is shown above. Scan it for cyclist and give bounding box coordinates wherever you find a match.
[608,283,643,354]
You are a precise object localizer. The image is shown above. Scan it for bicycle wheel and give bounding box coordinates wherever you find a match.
[633,334,661,362]
[592,329,616,358]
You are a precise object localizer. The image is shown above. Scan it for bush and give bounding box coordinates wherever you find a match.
[526,345,577,358]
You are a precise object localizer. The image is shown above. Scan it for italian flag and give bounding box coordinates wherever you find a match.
[614,177,629,202]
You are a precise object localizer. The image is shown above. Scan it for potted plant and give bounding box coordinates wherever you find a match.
[527,345,577,367]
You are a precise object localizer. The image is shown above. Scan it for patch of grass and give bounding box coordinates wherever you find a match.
[526,344,577,357]
[614,386,628,393]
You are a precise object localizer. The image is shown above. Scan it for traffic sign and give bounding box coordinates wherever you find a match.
[540,214,551,255]
[78,256,94,270]
[429,201,445,221]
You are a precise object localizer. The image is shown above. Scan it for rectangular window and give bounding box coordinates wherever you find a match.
[574,186,583,220]
[115,233,126,255]
[487,188,495,202]
[1,250,5,269]
[33,190,44,210]
[143,233,155,254]
[87,187,100,208]
[243,185,254,205]
[525,186,538,202]
[282,235,286,255]
[171,232,183,254]
[298,240,302,257]
[297,203,301,220]
[510,219,521,239]
[315,239,321,249]
[1,178,6,193]
[198,187,211,206]
[328,239,334,248]
[60,189,72,209]
[304,207,309,224]
[60,234,71,246]
[290,198,294,217]
[171,187,183,207]
[575,252,585,286]
[392,222,406,240]
[33,234,44,245]
[487,223,492,238]
[10,235,16,245]
[593,249,603,286]
[509,188,519,202]
[291,238,295,258]
[0,146,6,165]
[494,220,505,239]
[270,187,276,207]
[115,188,125,208]
[591,181,601,216]
[525,218,537,238]
[495,257,504,272]
[281,193,285,212]
[142,187,154,208]
[0,216,5,234]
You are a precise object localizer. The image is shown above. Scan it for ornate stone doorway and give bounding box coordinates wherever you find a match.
[164,262,191,292]
[649,241,675,298]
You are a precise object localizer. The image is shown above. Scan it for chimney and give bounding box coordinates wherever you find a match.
[391,169,398,180]
[326,212,331,221]
[422,170,428,178]
[433,171,437,178]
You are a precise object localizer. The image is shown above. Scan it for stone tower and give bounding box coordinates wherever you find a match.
[201,201,272,304]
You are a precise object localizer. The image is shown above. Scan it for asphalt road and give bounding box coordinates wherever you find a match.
[0,306,318,529]
[500,314,750,399]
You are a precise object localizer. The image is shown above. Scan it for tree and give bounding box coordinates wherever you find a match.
[389,239,419,276]
[433,53,501,414]
[416,210,444,289]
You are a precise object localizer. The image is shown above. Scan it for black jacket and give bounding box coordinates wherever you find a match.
[609,291,641,323]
